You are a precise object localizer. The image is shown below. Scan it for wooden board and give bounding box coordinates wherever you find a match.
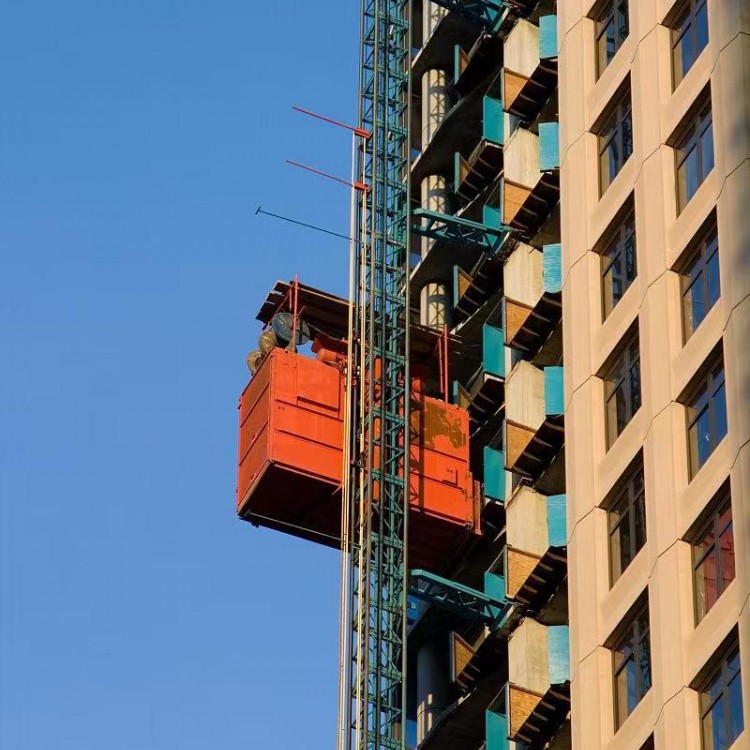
[503,180,533,225]
[509,685,542,738]
[504,298,533,347]
[503,70,528,113]
[505,420,535,471]
[507,547,542,599]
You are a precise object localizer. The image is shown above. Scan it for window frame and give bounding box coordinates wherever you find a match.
[691,489,734,623]
[604,329,642,448]
[671,0,709,89]
[597,86,634,195]
[612,598,652,729]
[699,638,744,750]
[685,352,727,477]
[606,456,647,585]
[680,219,720,340]
[674,98,714,212]
[595,0,630,78]
[601,206,638,319]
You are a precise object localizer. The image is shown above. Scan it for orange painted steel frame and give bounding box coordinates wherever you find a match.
[237,349,479,571]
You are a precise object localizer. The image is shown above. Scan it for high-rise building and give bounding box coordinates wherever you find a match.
[236,2,749,749]
[560,1,749,748]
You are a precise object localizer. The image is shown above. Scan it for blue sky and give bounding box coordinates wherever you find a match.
[0,2,358,747]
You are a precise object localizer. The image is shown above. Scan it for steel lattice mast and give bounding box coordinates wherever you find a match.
[338,1,411,749]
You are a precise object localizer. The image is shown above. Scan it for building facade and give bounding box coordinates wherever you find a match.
[559,1,750,749]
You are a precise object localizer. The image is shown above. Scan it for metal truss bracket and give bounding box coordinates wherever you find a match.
[412,207,512,255]
[409,569,510,628]
[430,0,515,31]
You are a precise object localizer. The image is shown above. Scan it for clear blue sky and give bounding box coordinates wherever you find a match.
[0,2,359,747]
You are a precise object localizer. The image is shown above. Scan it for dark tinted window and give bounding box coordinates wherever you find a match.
[681,221,719,338]
[604,331,641,448]
[686,353,727,477]
[700,641,744,750]
[675,99,714,212]
[672,0,709,88]
[596,0,629,77]
[607,459,646,584]
[602,209,637,317]
[692,492,735,622]
[598,87,633,194]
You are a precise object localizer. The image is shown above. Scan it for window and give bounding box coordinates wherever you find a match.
[685,352,727,476]
[612,598,651,728]
[595,0,629,78]
[640,737,655,750]
[604,330,641,448]
[675,97,714,212]
[699,639,744,750]
[607,457,646,584]
[601,207,637,317]
[672,0,709,88]
[680,219,720,339]
[692,490,735,622]
[597,86,633,194]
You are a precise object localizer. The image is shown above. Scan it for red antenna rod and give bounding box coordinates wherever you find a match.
[292,106,370,139]
[286,160,369,193]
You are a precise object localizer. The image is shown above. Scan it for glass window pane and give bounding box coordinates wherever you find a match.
[690,273,707,330]
[680,28,694,79]
[707,244,720,308]
[728,673,744,743]
[713,381,727,445]
[606,17,617,65]
[623,110,633,161]
[707,694,726,750]
[634,492,647,551]
[702,122,714,175]
[697,544,719,615]
[615,660,631,725]
[600,147,612,193]
[630,359,641,414]
[639,635,651,694]
[720,523,735,593]
[684,146,701,202]
[609,138,620,183]
[625,232,637,284]
[696,3,709,55]
[617,1,629,42]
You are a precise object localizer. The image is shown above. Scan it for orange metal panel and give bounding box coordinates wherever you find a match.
[236,349,480,571]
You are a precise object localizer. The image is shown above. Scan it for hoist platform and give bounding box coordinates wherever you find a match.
[236,347,481,572]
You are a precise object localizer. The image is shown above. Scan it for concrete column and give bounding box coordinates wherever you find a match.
[420,283,451,329]
[416,639,450,744]
[422,1,447,43]
[421,69,452,147]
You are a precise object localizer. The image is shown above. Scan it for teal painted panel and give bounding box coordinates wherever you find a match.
[484,446,506,503]
[483,95,504,145]
[483,202,502,230]
[543,242,562,293]
[539,121,560,172]
[544,366,564,416]
[539,15,558,59]
[486,708,509,750]
[483,324,505,378]
[454,151,462,192]
[451,379,460,406]
[452,265,460,308]
[484,571,506,602]
[547,494,567,547]
[454,44,462,83]
[548,625,570,685]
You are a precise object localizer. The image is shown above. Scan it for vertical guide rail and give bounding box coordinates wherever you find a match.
[339,0,411,749]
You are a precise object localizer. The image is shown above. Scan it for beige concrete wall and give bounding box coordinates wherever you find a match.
[559,1,750,748]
